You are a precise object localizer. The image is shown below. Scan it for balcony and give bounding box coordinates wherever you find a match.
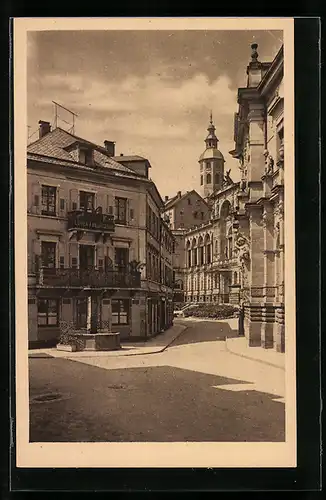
[37,267,141,289]
[67,210,115,233]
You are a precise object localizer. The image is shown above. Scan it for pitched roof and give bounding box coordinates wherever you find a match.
[27,127,136,175]
[111,155,148,162]
[164,190,208,210]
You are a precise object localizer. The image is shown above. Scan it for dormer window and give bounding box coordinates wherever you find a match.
[79,146,94,166]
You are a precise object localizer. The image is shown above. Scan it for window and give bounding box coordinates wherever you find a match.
[215,173,220,184]
[115,197,127,224]
[200,175,203,186]
[76,298,87,328]
[188,250,191,267]
[206,173,212,184]
[112,299,130,325]
[37,298,59,326]
[199,247,204,266]
[41,186,56,216]
[59,198,65,211]
[79,147,93,165]
[41,241,56,268]
[115,247,129,271]
[187,198,191,205]
[206,244,211,264]
[80,191,95,212]
[193,211,198,219]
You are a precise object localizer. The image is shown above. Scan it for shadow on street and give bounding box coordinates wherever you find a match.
[29,358,285,443]
[169,320,238,348]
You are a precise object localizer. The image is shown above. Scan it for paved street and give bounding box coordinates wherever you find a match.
[29,319,285,442]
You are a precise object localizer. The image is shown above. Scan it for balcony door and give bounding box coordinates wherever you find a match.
[79,245,95,270]
[115,247,129,273]
[41,241,56,269]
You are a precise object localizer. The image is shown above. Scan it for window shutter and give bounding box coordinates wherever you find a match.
[58,186,66,216]
[129,199,135,224]
[31,183,41,215]
[69,242,78,268]
[97,245,104,269]
[106,194,114,215]
[69,189,79,211]
[96,192,105,212]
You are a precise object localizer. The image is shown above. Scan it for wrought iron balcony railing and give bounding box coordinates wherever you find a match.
[67,210,115,233]
[37,267,141,288]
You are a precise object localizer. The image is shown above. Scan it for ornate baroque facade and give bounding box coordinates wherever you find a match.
[182,43,285,352]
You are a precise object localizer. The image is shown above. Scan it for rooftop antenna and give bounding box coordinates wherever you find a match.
[52,101,78,134]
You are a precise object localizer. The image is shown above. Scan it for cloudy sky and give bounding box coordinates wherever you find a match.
[27,29,283,198]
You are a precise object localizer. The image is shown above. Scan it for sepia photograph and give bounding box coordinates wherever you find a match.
[14,17,296,468]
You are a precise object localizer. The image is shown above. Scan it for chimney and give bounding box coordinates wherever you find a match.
[177,191,181,198]
[38,120,51,139]
[165,195,169,202]
[104,140,115,157]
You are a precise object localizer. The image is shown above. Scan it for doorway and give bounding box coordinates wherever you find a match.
[79,245,95,270]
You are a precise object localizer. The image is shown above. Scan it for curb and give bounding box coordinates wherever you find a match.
[29,324,189,360]
[225,338,285,371]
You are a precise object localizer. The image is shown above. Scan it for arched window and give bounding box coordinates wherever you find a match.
[215,173,220,184]
[200,175,203,186]
[206,173,212,184]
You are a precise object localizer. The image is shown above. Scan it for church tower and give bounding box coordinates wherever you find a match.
[199,112,225,199]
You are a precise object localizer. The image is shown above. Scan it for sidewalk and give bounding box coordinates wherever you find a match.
[28,322,188,359]
[225,336,285,370]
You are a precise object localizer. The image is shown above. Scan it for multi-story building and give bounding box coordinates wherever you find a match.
[230,43,285,352]
[162,189,211,303]
[27,122,174,346]
[163,190,210,230]
[182,43,285,352]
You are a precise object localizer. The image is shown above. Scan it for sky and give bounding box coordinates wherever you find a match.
[27,29,283,199]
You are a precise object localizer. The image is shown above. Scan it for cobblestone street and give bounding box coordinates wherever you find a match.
[29,320,285,442]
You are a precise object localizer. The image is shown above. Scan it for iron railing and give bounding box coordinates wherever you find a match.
[67,210,115,232]
[37,267,141,288]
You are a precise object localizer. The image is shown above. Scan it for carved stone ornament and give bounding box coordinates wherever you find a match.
[262,209,273,228]
[263,149,274,175]
[234,233,250,264]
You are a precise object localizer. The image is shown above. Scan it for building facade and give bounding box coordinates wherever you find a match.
[230,43,285,352]
[162,190,211,304]
[27,123,174,346]
[181,43,285,352]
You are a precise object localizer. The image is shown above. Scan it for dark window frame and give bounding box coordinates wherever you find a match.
[79,191,95,212]
[41,185,57,216]
[115,197,127,225]
[37,298,59,327]
[41,241,56,269]
[111,299,130,325]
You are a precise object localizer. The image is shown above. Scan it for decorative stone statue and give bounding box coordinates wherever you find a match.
[234,234,250,265]
[263,149,274,175]
[223,169,234,187]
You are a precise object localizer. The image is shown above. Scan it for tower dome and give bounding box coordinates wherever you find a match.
[199,112,225,199]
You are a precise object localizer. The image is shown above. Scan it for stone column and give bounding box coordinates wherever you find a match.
[261,204,275,348]
[86,295,92,332]
[275,196,285,352]
[247,206,264,346]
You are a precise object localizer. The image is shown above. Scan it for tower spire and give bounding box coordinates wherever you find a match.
[205,111,218,149]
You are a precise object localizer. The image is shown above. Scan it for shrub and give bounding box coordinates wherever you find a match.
[183,303,239,319]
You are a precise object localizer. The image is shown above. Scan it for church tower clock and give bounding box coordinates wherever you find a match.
[199,112,225,199]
